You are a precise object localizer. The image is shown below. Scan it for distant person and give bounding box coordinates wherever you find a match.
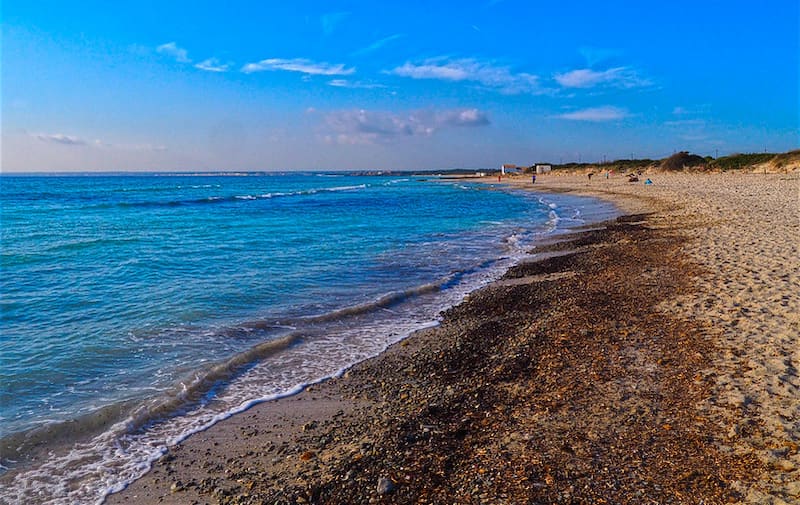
[587,173,593,180]
[605,171,609,179]
[531,175,536,184]
[645,178,653,185]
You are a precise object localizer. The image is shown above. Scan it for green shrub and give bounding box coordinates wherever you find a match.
[660,152,707,171]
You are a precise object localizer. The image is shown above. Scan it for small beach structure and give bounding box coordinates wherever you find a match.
[535,164,552,174]
[500,163,520,175]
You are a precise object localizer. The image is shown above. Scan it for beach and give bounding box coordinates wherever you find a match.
[108,171,799,504]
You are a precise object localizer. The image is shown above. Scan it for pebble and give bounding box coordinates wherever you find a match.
[376,477,395,494]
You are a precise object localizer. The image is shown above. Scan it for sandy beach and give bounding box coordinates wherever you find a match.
[526,171,800,503]
[108,171,799,504]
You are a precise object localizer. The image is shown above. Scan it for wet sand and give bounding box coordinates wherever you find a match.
[109,171,799,504]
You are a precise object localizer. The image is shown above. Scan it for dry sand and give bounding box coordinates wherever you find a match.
[511,171,800,502]
[108,171,799,504]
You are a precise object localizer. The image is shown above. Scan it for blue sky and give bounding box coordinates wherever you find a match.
[2,0,798,171]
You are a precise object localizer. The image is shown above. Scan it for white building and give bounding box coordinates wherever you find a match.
[535,164,552,174]
[500,163,518,175]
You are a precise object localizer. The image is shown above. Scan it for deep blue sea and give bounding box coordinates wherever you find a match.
[0,173,617,504]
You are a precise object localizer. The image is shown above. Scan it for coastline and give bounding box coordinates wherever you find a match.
[110,171,799,504]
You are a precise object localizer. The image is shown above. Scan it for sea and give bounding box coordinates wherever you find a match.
[0,172,617,504]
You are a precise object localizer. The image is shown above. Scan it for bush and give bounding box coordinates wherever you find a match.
[710,153,775,171]
[660,152,707,171]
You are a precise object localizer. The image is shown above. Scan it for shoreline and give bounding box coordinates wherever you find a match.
[0,178,613,503]
[107,172,798,503]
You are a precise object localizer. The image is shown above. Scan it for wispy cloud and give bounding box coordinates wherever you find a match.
[578,46,622,67]
[156,42,191,63]
[323,108,489,144]
[664,119,707,127]
[437,108,491,127]
[388,57,545,95]
[672,104,710,116]
[678,133,711,141]
[32,133,167,151]
[668,105,711,134]
[242,58,355,76]
[321,11,349,36]
[555,106,629,122]
[328,79,386,89]
[194,58,231,72]
[351,34,404,57]
[554,67,651,89]
[99,141,168,152]
[35,133,87,146]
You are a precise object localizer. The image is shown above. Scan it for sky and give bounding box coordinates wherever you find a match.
[2,0,798,172]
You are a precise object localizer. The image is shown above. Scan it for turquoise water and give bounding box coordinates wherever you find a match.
[0,173,616,503]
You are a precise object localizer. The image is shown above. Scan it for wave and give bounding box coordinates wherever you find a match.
[0,266,485,472]
[0,332,300,472]
[0,270,477,505]
[42,237,142,254]
[1,237,143,267]
[98,184,371,210]
[112,184,222,193]
[123,333,302,435]
[298,281,445,324]
[291,258,501,326]
[0,398,140,469]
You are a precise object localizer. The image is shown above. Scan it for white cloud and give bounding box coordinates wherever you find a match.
[328,79,386,89]
[555,106,629,122]
[194,58,231,72]
[324,108,489,144]
[388,57,545,95]
[35,133,87,146]
[554,67,651,89]
[242,58,355,76]
[436,108,491,127]
[156,42,191,63]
